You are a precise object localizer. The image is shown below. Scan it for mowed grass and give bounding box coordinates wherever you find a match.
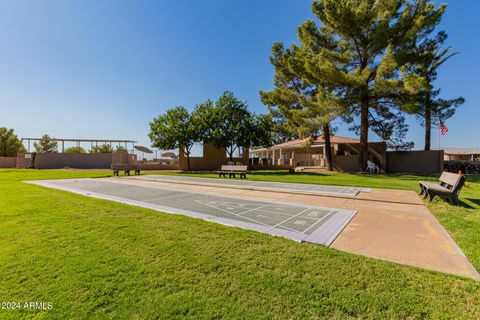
[0,169,479,319]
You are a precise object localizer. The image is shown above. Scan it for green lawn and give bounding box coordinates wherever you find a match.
[1,169,480,319]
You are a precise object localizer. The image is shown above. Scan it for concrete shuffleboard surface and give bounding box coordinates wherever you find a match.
[26,178,357,246]
[127,174,372,197]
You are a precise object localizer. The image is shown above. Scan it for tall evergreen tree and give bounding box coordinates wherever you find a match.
[0,127,25,157]
[413,31,464,150]
[302,0,445,170]
[34,134,58,153]
[260,40,345,171]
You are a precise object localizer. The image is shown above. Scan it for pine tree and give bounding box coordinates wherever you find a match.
[413,31,465,150]
[34,134,58,153]
[260,30,346,171]
[0,127,26,156]
[305,0,445,170]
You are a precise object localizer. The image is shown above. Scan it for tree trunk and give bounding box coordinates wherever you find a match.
[323,124,333,171]
[186,153,191,171]
[424,91,431,150]
[359,95,369,171]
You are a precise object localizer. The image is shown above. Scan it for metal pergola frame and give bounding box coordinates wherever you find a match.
[21,138,137,153]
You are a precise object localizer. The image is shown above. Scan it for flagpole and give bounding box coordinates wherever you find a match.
[438,126,441,149]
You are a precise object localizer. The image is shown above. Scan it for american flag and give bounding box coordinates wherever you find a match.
[440,123,449,135]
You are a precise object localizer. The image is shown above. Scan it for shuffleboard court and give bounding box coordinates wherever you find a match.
[27,179,357,246]
[127,174,372,197]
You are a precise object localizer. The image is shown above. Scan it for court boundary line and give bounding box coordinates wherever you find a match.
[25,179,356,246]
[120,176,425,207]
[125,175,367,197]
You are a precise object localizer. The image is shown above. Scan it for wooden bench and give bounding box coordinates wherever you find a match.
[419,171,465,206]
[111,164,141,176]
[218,165,248,179]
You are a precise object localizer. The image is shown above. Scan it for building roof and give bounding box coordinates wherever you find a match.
[272,135,361,149]
[442,148,480,155]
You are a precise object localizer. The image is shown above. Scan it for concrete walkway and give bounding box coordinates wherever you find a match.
[109,177,479,280]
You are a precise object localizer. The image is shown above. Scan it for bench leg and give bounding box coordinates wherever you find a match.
[420,185,429,199]
[427,191,437,202]
[135,170,140,175]
[452,194,459,206]
[419,183,425,196]
[124,170,130,176]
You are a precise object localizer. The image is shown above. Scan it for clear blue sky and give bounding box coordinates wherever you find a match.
[0,0,478,153]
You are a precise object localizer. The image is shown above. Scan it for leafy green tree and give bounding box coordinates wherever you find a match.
[251,113,274,150]
[298,0,445,170]
[64,146,86,153]
[115,145,128,152]
[90,144,114,153]
[209,92,272,161]
[0,127,26,156]
[413,31,464,150]
[190,99,218,142]
[34,134,58,153]
[149,106,203,171]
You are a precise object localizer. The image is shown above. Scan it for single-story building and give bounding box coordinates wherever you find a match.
[249,136,387,172]
[443,148,480,161]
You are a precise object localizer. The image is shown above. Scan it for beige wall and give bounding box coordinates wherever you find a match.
[34,153,113,169]
[332,142,387,172]
[112,151,137,165]
[335,142,387,171]
[387,150,444,175]
[139,164,179,170]
[16,153,34,168]
[333,155,361,172]
[0,157,17,168]
[179,143,249,171]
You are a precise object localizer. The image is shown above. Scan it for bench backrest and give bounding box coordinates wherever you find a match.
[221,165,247,172]
[439,171,463,189]
[111,164,137,170]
